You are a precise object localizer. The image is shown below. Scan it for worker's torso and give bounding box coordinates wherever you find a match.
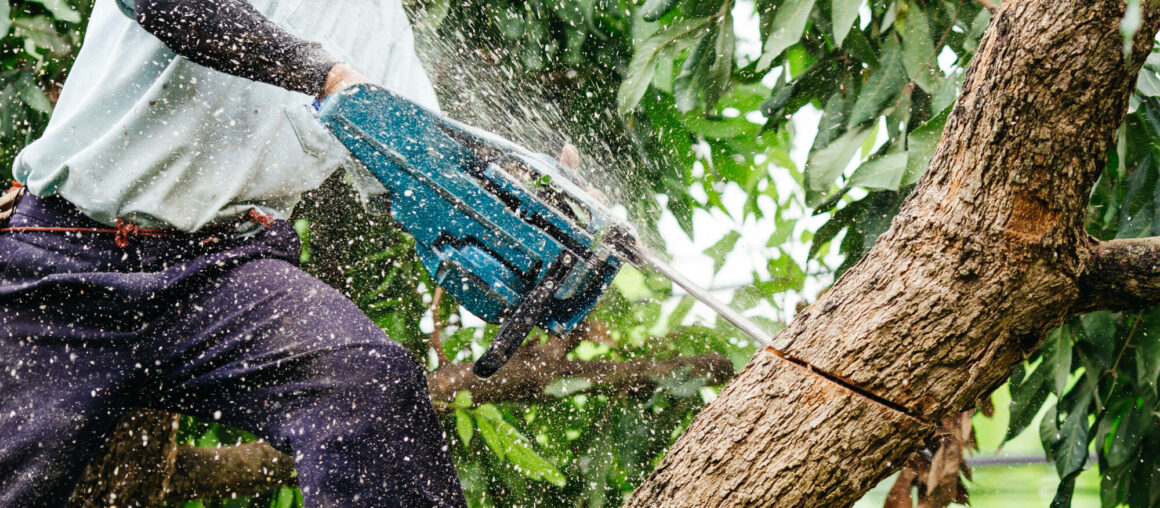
[13,0,438,231]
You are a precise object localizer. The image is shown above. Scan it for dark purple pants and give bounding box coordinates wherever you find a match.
[0,194,465,507]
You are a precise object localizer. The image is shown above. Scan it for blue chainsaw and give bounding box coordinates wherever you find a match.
[319,84,771,378]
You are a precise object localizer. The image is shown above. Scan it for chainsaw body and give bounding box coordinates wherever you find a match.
[319,84,631,377]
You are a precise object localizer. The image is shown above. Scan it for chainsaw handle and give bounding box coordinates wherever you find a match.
[473,251,576,378]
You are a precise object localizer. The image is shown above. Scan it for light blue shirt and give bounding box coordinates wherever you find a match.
[13,0,438,231]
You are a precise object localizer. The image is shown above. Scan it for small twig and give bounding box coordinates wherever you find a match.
[976,0,997,12]
[1101,309,1145,405]
[922,1,964,74]
[429,287,450,365]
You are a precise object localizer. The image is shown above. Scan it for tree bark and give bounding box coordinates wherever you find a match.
[1075,237,1160,312]
[628,1,1160,506]
[68,409,180,507]
[164,442,297,504]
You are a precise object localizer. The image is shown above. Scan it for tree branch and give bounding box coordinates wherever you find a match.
[165,442,297,503]
[160,336,734,503]
[1075,238,1160,313]
[427,343,735,406]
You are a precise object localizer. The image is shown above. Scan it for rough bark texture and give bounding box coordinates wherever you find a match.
[427,333,734,406]
[69,409,180,507]
[627,1,1160,506]
[630,353,929,506]
[1076,237,1160,312]
[164,442,297,503]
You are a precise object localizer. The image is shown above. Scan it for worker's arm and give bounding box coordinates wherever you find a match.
[129,0,364,98]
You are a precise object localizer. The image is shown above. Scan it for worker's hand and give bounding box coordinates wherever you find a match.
[319,63,371,100]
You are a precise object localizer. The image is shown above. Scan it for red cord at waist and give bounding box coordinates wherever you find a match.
[1,209,275,248]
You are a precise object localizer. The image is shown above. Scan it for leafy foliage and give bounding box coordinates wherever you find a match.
[0,0,89,180]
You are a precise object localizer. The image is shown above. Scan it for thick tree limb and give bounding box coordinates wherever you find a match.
[1076,238,1160,313]
[69,409,181,507]
[165,442,297,503]
[427,342,735,406]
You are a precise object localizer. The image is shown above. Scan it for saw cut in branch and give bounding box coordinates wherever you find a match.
[1076,238,1160,313]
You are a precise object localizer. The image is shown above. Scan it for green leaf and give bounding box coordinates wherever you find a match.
[272,486,295,508]
[704,230,741,274]
[1051,474,1080,508]
[613,265,655,301]
[1050,328,1072,397]
[759,58,839,131]
[666,295,696,329]
[847,45,906,128]
[963,9,991,53]
[1005,361,1053,443]
[0,2,10,39]
[619,17,715,113]
[641,0,682,22]
[544,377,593,397]
[505,440,567,487]
[293,218,311,264]
[475,414,506,461]
[831,0,862,48]
[814,89,852,148]
[903,106,949,186]
[766,215,794,248]
[29,0,81,23]
[848,152,907,190]
[930,69,960,114]
[12,16,71,58]
[1135,313,1160,393]
[1040,403,1059,461]
[1051,379,1097,479]
[1107,402,1149,469]
[455,409,474,448]
[805,126,871,205]
[474,406,567,487]
[843,26,879,66]
[473,403,505,423]
[1053,406,1091,478]
[452,390,473,410]
[767,255,806,292]
[1117,149,1158,238]
[809,197,868,258]
[1138,68,1160,97]
[756,0,818,71]
[12,73,52,116]
[673,13,735,113]
[899,1,940,93]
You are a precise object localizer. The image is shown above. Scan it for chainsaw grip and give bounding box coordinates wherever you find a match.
[473,251,577,378]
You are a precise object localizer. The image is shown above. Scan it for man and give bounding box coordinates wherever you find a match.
[0,0,467,505]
